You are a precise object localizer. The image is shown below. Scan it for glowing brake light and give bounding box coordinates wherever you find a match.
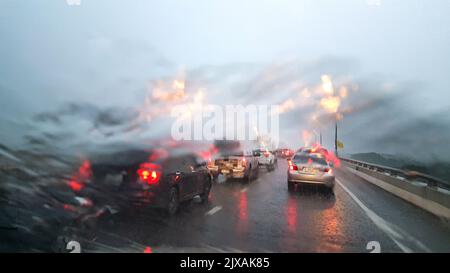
[241,157,247,166]
[137,163,161,185]
[288,160,298,171]
[68,181,84,192]
[143,246,152,253]
[325,168,333,175]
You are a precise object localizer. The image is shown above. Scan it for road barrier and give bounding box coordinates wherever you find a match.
[340,157,450,220]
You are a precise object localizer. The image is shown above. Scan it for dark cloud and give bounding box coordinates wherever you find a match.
[24,135,47,146]
[186,59,450,163]
[33,102,140,138]
[9,57,450,164]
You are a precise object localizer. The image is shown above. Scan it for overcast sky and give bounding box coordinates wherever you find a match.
[1,0,449,161]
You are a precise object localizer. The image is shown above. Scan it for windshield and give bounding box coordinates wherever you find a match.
[1,1,449,256]
[292,155,327,166]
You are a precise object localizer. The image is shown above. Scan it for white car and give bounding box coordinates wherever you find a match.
[208,140,260,182]
[254,149,276,172]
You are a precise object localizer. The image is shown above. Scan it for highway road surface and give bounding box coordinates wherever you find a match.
[65,160,450,253]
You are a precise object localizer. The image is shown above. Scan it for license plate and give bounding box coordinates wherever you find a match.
[303,167,317,174]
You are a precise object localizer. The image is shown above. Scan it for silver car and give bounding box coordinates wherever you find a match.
[287,153,335,193]
[254,149,276,171]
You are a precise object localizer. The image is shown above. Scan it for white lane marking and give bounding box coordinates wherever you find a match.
[336,178,431,253]
[205,206,222,216]
[240,187,248,193]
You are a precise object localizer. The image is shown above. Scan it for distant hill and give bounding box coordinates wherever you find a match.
[349,152,450,183]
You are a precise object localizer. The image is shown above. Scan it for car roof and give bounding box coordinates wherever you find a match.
[90,146,198,166]
[298,146,328,152]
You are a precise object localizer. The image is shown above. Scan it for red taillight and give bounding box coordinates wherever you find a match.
[143,246,152,253]
[241,157,247,165]
[264,152,270,157]
[68,181,84,192]
[324,168,333,175]
[137,165,161,185]
[288,160,298,171]
[142,170,150,179]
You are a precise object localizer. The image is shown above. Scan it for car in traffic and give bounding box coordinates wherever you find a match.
[296,146,328,156]
[296,145,334,166]
[207,140,259,182]
[287,153,335,193]
[90,147,212,215]
[254,148,276,171]
[276,148,294,158]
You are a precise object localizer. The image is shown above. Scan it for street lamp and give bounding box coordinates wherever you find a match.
[311,116,323,146]
[334,120,338,157]
[334,112,343,157]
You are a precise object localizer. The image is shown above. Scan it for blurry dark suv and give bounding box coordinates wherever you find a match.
[90,148,212,215]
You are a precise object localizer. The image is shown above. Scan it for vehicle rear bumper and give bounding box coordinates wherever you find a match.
[288,172,335,187]
[120,187,168,208]
[207,166,219,176]
[207,166,219,172]
[258,159,273,166]
[224,168,246,178]
[209,166,247,178]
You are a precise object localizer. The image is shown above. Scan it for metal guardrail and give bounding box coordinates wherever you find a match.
[340,157,450,191]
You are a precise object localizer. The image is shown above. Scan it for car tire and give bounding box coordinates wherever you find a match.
[244,172,251,183]
[326,185,335,195]
[200,178,211,204]
[167,187,179,215]
[287,181,295,191]
[252,166,259,180]
[243,166,252,183]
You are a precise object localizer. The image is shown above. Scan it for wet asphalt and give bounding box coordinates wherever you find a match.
[72,160,450,253]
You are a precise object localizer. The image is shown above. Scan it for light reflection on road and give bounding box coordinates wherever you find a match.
[315,196,343,252]
[236,191,248,235]
[286,196,297,235]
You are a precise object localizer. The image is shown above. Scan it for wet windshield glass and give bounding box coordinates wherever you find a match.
[1,1,449,254]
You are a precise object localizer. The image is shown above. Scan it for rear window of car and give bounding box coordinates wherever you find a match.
[214,140,241,151]
[219,149,244,157]
[163,157,188,173]
[292,154,327,165]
